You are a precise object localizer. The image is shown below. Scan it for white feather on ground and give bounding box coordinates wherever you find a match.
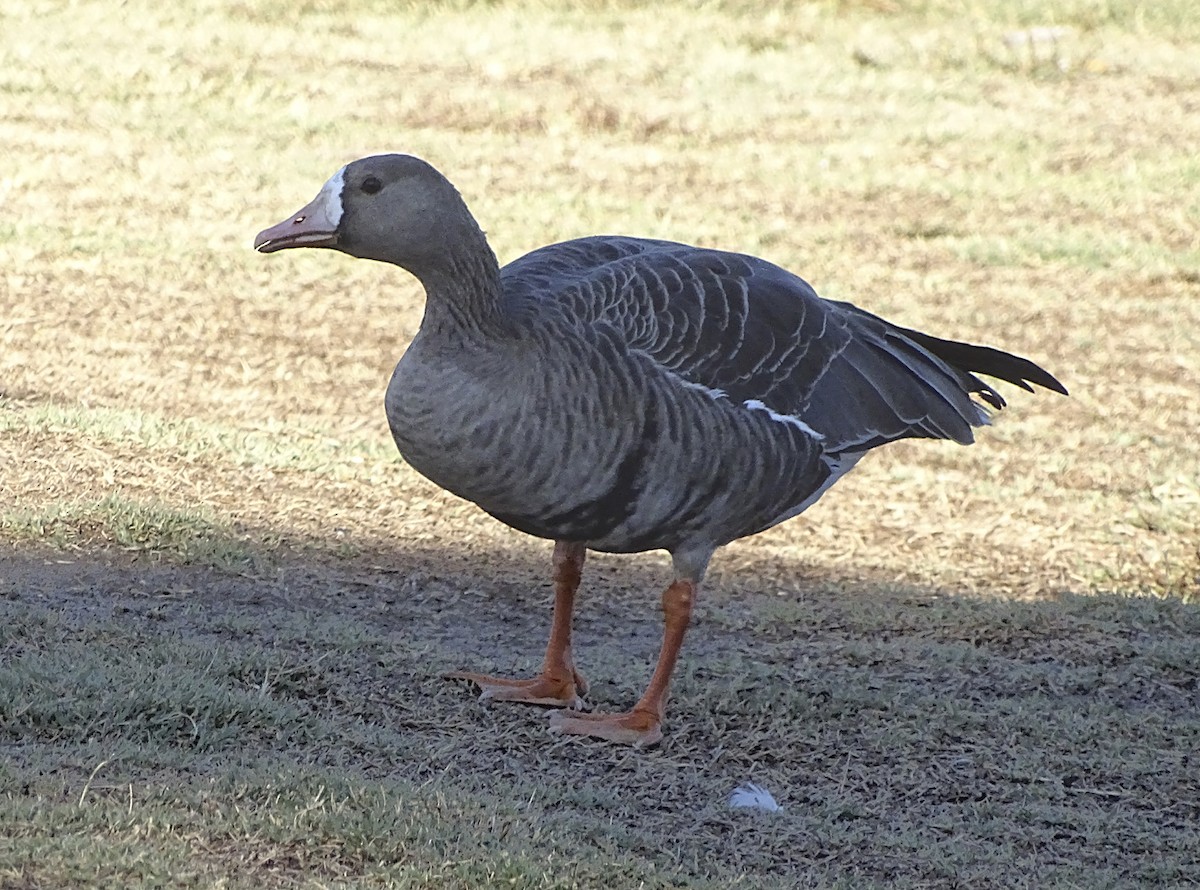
[729,783,782,812]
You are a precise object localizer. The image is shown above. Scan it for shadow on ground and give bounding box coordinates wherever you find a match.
[3,537,1198,888]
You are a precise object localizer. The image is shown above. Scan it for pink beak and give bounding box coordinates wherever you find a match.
[254,194,340,253]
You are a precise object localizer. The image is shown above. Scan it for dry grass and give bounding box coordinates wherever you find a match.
[2,0,1199,886]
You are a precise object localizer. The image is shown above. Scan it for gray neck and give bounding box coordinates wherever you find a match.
[408,224,509,339]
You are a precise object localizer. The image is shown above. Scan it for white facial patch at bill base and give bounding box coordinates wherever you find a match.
[307,165,346,231]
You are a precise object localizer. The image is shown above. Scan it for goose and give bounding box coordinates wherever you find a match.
[254,154,1066,747]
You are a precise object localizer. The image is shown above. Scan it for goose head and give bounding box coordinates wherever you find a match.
[254,154,485,280]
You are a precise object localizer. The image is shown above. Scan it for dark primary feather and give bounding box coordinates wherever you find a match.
[889,323,1070,405]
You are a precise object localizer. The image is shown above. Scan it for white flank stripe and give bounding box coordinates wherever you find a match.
[683,379,727,400]
[665,369,727,401]
[742,399,824,440]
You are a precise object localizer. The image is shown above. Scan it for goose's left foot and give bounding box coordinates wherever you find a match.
[446,668,587,710]
[548,706,663,747]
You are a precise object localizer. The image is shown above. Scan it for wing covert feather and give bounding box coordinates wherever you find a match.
[501,236,1057,454]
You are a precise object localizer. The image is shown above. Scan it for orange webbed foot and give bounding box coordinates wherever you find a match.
[548,706,663,747]
[446,668,588,710]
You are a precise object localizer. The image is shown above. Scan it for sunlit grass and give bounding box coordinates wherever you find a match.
[0,398,397,470]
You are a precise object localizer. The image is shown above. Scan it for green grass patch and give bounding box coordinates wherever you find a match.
[0,494,265,572]
[1,761,751,890]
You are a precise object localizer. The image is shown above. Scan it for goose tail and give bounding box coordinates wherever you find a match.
[896,326,1068,410]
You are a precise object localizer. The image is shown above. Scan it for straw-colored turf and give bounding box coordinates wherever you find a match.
[2,0,1197,887]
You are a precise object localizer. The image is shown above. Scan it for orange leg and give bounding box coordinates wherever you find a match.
[549,577,696,747]
[447,541,589,709]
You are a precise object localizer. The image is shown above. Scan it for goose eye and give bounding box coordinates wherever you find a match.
[361,176,382,195]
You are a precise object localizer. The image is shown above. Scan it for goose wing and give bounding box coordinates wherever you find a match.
[503,236,1065,456]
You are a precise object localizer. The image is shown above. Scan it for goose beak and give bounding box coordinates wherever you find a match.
[254,195,340,253]
[255,168,346,253]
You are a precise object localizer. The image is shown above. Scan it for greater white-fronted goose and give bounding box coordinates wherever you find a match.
[255,154,1066,746]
